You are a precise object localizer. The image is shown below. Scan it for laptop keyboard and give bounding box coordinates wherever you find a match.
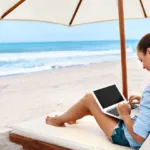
[130,104,139,109]
[107,107,119,116]
[106,104,139,117]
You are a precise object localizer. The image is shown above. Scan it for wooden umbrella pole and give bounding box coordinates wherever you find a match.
[118,0,128,99]
[1,0,25,19]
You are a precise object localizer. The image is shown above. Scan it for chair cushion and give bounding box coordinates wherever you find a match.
[11,116,132,150]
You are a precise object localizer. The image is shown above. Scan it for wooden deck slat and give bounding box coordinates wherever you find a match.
[9,133,71,150]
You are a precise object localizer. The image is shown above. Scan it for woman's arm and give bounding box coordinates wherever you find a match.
[122,115,145,143]
[117,103,145,143]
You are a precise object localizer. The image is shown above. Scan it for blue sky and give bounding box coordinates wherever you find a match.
[0,19,150,43]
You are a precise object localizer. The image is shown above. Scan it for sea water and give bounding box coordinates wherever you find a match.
[0,40,139,77]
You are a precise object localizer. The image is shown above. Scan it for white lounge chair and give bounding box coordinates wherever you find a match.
[9,116,149,150]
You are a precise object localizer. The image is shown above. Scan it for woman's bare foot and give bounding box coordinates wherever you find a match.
[46,116,65,127]
[55,115,76,124]
[46,115,77,127]
[67,120,77,124]
[54,115,77,125]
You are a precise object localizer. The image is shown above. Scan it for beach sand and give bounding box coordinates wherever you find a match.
[0,58,149,150]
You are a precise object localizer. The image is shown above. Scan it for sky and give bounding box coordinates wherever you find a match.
[0,19,150,43]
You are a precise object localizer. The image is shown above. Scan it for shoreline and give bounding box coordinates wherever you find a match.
[0,56,136,79]
[0,57,149,150]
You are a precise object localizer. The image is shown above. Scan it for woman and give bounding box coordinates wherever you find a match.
[46,33,150,149]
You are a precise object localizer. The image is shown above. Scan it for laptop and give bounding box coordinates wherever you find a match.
[92,84,139,119]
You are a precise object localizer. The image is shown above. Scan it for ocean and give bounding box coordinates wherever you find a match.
[0,40,139,77]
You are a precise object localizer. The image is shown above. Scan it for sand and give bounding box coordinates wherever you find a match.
[0,58,149,150]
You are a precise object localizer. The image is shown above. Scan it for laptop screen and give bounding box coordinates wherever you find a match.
[93,85,124,109]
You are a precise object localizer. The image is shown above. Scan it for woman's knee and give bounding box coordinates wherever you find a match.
[81,93,95,107]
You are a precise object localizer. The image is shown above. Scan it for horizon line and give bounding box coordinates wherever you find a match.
[0,39,140,44]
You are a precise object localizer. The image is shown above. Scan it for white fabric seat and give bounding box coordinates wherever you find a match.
[11,116,133,150]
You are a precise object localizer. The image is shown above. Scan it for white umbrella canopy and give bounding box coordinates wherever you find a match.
[0,0,150,99]
[0,0,149,25]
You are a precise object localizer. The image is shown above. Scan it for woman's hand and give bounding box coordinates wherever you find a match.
[128,95,141,104]
[117,103,131,119]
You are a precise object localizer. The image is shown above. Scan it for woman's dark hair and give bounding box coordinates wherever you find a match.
[137,33,150,55]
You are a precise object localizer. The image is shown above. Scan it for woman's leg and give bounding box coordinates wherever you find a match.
[46,93,119,139]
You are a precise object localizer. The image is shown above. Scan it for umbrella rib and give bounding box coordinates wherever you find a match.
[69,0,83,26]
[139,0,147,18]
[1,0,25,19]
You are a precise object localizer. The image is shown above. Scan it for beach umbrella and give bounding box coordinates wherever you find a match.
[0,0,150,99]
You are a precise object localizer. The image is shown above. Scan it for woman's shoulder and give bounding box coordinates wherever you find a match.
[144,82,150,91]
[141,83,150,107]
[142,82,150,96]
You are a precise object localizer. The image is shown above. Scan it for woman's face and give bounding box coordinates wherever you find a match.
[137,48,150,71]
